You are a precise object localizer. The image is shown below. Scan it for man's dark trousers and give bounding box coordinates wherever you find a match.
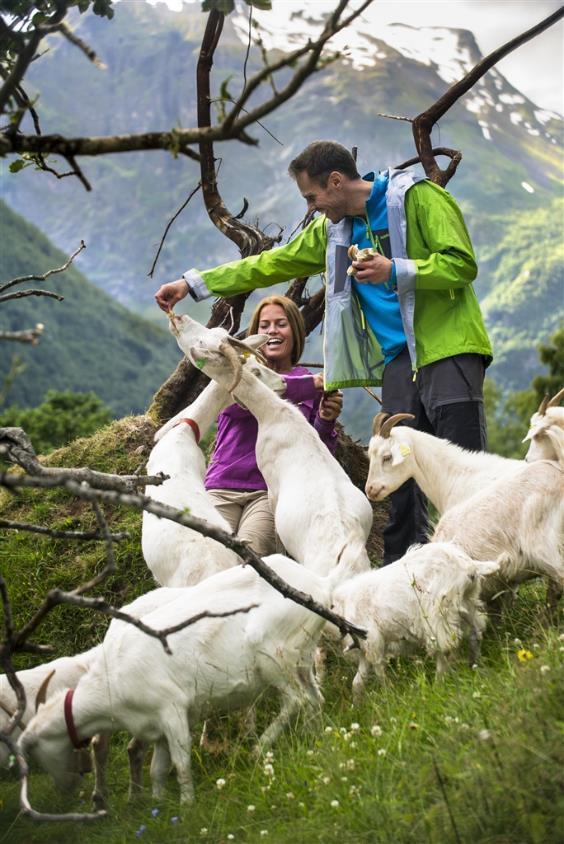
[380,347,487,565]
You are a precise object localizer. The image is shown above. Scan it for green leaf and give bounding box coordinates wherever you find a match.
[247,0,272,9]
[201,0,235,13]
[9,159,27,173]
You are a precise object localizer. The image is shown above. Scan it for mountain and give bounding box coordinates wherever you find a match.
[0,201,182,416]
[1,1,562,400]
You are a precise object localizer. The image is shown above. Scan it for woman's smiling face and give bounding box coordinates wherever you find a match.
[258,303,295,372]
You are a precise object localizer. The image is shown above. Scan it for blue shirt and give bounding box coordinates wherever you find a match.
[350,172,407,364]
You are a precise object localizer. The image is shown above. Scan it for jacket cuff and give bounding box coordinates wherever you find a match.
[394,258,417,295]
[182,269,213,302]
[282,374,316,403]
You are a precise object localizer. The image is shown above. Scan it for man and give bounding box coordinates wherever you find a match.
[155,140,492,564]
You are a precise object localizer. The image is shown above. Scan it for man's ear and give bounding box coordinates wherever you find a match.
[328,171,343,189]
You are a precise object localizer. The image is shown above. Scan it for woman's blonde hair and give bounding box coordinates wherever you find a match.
[247,295,305,365]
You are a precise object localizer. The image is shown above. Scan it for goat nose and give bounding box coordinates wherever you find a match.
[365,482,384,501]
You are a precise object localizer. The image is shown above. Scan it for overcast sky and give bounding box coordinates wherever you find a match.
[146,0,564,114]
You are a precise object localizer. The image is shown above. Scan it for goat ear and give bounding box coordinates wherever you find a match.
[243,333,269,350]
[35,669,56,712]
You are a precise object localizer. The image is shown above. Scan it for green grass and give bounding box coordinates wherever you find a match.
[1,596,562,843]
[0,420,562,843]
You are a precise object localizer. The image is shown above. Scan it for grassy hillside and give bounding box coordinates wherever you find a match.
[0,419,562,842]
[480,197,564,390]
[0,201,182,417]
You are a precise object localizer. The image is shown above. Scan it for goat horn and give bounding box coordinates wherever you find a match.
[372,412,389,437]
[218,340,243,393]
[379,413,415,439]
[34,669,56,712]
[537,394,550,416]
[226,335,267,365]
[547,387,564,408]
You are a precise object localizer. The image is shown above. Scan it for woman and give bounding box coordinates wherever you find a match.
[205,295,343,556]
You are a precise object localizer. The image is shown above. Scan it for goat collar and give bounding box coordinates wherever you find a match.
[64,689,89,750]
[172,417,200,444]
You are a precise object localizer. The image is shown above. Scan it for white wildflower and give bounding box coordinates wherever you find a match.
[478,729,492,742]
[377,748,387,757]
[331,799,340,808]
[215,778,226,790]
[540,664,551,674]
[324,726,333,734]
[247,805,256,813]
[350,722,360,732]
[371,725,383,737]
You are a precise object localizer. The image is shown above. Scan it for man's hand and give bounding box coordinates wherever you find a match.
[352,254,392,285]
[155,279,189,312]
[319,389,343,422]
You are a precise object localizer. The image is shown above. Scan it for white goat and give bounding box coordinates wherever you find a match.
[0,646,100,769]
[19,554,353,806]
[524,389,564,466]
[366,412,524,515]
[1,588,181,808]
[142,339,285,587]
[331,543,499,701]
[433,460,564,606]
[169,313,373,577]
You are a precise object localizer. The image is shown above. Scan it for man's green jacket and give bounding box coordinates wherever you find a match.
[184,173,492,389]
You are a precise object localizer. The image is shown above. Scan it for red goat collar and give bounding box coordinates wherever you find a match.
[63,689,89,750]
[172,417,201,444]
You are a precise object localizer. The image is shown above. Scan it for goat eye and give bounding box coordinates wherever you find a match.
[382,455,392,464]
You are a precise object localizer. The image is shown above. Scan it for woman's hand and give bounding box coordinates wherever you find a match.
[319,390,343,422]
[312,372,325,391]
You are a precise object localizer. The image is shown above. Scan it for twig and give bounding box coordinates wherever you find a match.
[148,182,202,278]
[363,386,382,405]
[0,427,166,492]
[0,517,128,542]
[0,241,86,294]
[377,112,413,122]
[53,21,107,69]
[0,289,64,305]
[0,325,44,345]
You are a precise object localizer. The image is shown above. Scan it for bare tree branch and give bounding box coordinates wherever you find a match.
[0,517,128,542]
[0,325,44,345]
[0,469,367,642]
[0,288,64,305]
[0,427,165,492]
[407,6,564,185]
[148,182,202,278]
[53,21,107,69]
[0,241,86,295]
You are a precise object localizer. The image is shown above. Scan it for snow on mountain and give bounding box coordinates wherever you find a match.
[231,10,563,149]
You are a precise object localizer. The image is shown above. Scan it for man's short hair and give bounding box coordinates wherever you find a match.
[288,141,360,186]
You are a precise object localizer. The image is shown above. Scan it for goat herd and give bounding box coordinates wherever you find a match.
[2,313,563,816]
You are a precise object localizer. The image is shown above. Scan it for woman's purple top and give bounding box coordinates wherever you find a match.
[205,365,338,492]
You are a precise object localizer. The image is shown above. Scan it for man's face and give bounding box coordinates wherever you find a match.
[295,170,348,223]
